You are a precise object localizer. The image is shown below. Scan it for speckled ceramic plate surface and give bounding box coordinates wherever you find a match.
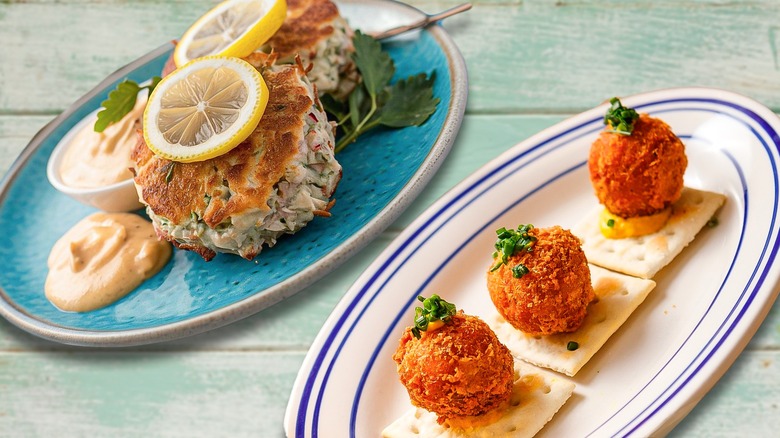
[0,0,467,346]
[285,88,780,437]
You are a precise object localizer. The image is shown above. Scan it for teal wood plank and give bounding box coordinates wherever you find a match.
[0,116,52,176]
[1,1,779,112]
[0,350,778,436]
[0,351,301,437]
[670,350,780,437]
[392,114,564,228]
[445,1,780,113]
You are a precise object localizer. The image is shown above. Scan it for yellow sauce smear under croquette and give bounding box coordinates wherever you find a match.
[599,206,672,238]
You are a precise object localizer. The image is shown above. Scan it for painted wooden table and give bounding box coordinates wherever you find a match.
[1,0,779,436]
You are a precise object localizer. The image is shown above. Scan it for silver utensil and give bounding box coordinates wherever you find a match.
[370,2,472,40]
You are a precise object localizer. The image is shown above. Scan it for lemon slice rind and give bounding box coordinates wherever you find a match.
[143,56,268,163]
[173,0,287,67]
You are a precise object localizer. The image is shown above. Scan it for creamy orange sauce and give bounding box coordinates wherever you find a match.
[443,373,544,430]
[593,276,624,298]
[59,98,145,188]
[45,212,171,312]
[443,398,510,430]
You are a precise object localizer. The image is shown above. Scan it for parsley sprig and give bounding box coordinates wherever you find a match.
[323,31,440,153]
[604,97,639,135]
[490,224,537,278]
[410,294,456,339]
[94,77,161,133]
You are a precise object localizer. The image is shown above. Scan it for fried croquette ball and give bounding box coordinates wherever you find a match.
[589,113,687,218]
[392,311,514,423]
[487,226,594,335]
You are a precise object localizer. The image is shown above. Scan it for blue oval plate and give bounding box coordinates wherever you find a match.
[285,88,780,437]
[0,0,468,346]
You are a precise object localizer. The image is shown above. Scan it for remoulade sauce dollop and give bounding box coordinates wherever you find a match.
[59,98,145,189]
[45,212,171,312]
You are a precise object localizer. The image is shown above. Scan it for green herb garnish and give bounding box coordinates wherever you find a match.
[490,224,537,278]
[604,97,639,135]
[707,217,719,228]
[94,77,161,133]
[566,341,579,351]
[410,294,457,339]
[606,218,615,228]
[164,161,176,184]
[325,31,440,153]
[511,263,530,279]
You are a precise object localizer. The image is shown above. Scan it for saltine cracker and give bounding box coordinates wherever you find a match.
[382,359,574,438]
[489,264,656,376]
[573,187,726,279]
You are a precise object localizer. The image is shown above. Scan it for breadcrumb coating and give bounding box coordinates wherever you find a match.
[393,312,514,423]
[588,114,687,218]
[487,226,595,335]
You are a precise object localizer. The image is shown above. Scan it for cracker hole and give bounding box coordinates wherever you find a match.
[414,410,422,419]
[621,290,629,296]
[542,385,552,394]
[410,425,420,434]
[596,315,607,323]
[533,335,542,340]
[511,398,521,407]
[507,426,518,433]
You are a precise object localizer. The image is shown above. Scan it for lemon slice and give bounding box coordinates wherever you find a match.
[174,0,287,67]
[143,56,268,163]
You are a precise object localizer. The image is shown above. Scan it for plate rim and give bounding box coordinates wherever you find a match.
[284,86,780,437]
[0,18,468,346]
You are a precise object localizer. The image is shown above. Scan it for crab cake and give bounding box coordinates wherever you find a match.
[487,225,595,336]
[589,113,688,219]
[132,54,341,261]
[261,0,358,97]
[393,311,515,424]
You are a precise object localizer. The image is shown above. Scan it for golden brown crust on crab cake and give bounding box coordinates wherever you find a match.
[133,56,325,261]
[265,0,341,59]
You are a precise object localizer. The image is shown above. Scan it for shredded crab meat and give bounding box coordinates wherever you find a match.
[146,70,340,259]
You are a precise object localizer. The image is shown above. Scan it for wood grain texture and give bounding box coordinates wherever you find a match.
[669,350,780,437]
[0,351,301,437]
[2,1,779,113]
[1,0,780,437]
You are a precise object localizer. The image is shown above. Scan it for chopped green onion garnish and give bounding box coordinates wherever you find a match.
[491,224,537,272]
[164,162,176,184]
[604,97,639,135]
[511,263,530,279]
[606,218,615,228]
[566,341,579,351]
[707,217,719,228]
[410,294,457,339]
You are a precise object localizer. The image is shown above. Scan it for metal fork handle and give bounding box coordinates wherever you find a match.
[369,3,473,40]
